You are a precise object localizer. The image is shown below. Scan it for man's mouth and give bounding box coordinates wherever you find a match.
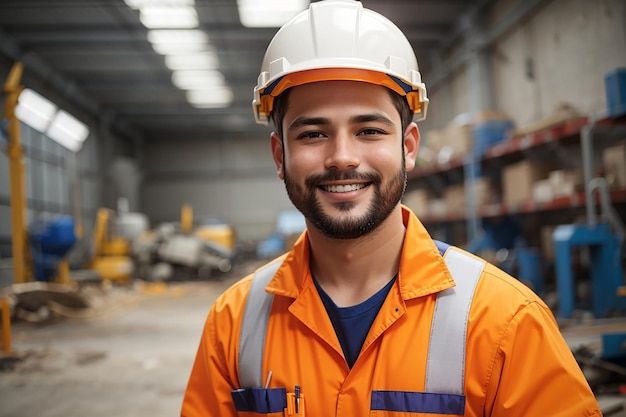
[320,183,369,193]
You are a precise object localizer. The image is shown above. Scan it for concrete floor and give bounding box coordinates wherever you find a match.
[0,265,253,417]
[1,259,625,417]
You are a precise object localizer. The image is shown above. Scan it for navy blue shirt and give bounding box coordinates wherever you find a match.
[314,275,397,369]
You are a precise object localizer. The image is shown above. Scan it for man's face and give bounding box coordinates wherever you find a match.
[270,80,418,239]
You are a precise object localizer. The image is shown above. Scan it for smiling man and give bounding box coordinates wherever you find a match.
[181,1,601,416]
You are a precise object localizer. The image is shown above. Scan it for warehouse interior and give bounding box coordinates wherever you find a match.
[0,0,626,416]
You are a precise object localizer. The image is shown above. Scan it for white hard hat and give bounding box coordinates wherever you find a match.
[253,0,429,125]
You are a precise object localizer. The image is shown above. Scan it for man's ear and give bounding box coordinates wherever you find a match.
[270,132,285,180]
[403,122,420,172]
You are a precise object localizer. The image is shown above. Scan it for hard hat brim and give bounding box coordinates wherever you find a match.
[254,68,427,124]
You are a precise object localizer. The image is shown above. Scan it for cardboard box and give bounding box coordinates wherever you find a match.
[502,161,553,206]
[403,189,432,218]
[426,129,446,155]
[603,142,626,188]
[471,177,495,206]
[444,122,473,157]
[428,199,448,216]
[444,184,465,214]
[532,179,553,203]
[548,169,584,198]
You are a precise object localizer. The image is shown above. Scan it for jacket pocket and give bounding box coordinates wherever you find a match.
[370,390,465,416]
[232,387,287,415]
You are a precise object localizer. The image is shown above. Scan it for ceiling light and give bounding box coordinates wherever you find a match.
[164,52,220,70]
[172,70,226,90]
[147,29,208,44]
[124,0,195,9]
[14,88,57,133]
[237,0,309,28]
[46,110,90,152]
[140,6,198,29]
[148,29,209,54]
[186,87,233,108]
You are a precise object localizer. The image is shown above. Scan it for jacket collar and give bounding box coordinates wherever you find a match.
[266,206,455,300]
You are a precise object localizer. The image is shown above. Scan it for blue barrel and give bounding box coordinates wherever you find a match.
[29,216,77,281]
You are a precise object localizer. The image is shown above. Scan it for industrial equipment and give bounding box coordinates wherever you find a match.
[553,121,626,319]
[28,216,77,283]
[86,207,141,284]
[133,204,235,281]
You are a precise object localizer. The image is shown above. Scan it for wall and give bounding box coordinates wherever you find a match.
[493,0,626,127]
[422,0,626,133]
[141,135,294,241]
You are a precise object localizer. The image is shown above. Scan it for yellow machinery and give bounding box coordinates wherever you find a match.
[86,208,134,283]
[185,204,237,253]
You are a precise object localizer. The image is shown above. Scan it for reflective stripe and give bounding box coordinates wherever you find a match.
[426,249,484,395]
[371,390,465,415]
[238,258,282,388]
[238,247,485,404]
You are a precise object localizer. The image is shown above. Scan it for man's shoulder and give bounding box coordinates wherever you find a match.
[474,260,553,318]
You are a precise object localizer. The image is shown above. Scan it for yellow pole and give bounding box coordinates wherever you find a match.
[57,259,71,284]
[181,203,193,234]
[2,62,29,284]
[0,298,11,353]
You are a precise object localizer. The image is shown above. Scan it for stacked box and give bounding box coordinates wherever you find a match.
[502,161,553,206]
[470,177,495,207]
[603,141,626,188]
[403,189,432,218]
[444,184,465,214]
[532,179,553,203]
[445,123,473,157]
[548,169,584,197]
[427,122,474,164]
[426,129,446,155]
[428,199,448,216]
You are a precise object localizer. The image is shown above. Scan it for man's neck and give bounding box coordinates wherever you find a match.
[307,207,406,307]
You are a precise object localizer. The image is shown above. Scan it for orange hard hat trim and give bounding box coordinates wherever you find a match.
[258,68,423,117]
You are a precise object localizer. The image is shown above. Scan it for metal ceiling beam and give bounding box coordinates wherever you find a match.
[5,26,449,43]
[0,26,142,142]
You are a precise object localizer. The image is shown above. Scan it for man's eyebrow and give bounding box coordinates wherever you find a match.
[350,113,395,126]
[287,116,330,131]
[288,113,395,131]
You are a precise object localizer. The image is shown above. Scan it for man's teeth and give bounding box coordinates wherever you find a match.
[323,184,366,193]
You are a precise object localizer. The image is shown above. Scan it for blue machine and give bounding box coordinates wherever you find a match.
[553,122,626,319]
[553,223,625,318]
[29,216,77,281]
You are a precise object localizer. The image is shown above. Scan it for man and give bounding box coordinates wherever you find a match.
[181,1,601,416]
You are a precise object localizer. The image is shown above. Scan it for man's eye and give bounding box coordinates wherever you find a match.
[359,128,385,136]
[298,131,326,140]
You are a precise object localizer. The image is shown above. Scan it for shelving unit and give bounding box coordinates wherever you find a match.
[418,188,626,224]
[408,115,626,231]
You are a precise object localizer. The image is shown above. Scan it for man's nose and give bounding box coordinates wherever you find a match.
[324,134,360,171]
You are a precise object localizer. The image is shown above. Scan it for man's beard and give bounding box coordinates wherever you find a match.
[283,160,407,240]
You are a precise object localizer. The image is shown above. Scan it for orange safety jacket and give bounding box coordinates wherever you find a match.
[182,206,602,417]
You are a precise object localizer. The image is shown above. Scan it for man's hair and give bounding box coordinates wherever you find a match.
[270,87,414,139]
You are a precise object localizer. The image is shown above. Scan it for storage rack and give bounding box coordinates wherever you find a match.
[408,116,626,238]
